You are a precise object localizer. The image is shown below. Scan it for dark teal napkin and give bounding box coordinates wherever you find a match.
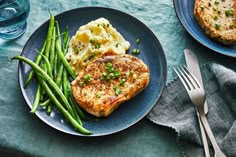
[148,63,236,157]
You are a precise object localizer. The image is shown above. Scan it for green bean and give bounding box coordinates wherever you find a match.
[55,65,64,87]
[55,40,76,79]
[69,97,86,121]
[44,14,55,59]
[69,97,82,125]
[30,84,41,113]
[68,87,87,120]
[47,104,52,113]
[36,50,53,78]
[62,70,69,99]
[53,55,58,80]
[49,27,56,72]
[55,26,70,86]
[12,55,91,134]
[39,99,50,106]
[42,54,53,78]
[55,21,61,48]
[55,21,62,65]
[24,41,46,87]
[36,73,91,135]
[13,56,74,122]
[53,21,62,80]
[62,69,82,124]
[24,14,54,88]
[40,90,46,101]
[62,29,70,98]
[41,14,54,80]
[63,26,69,54]
[42,26,67,109]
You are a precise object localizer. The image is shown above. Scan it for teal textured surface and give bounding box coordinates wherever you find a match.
[0,0,236,156]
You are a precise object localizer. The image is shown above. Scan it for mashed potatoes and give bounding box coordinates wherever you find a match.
[66,18,130,74]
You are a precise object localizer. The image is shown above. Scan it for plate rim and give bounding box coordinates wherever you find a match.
[18,6,167,137]
[173,0,236,58]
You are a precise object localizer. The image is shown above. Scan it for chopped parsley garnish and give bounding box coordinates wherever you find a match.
[106,75,111,81]
[115,43,120,47]
[95,92,101,98]
[84,74,91,83]
[214,0,219,4]
[109,73,114,79]
[213,6,218,11]
[136,38,140,44]
[106,62,113,68]
[129,70,133,75]
[87,53,96,60]
[200,5,205,11]
[108,67,114,73]
[120,78,126,86]
[132,48,140,55]
[114,70,121,79]
[95,43,101,49]
[113,86,122,96]
[213,14,218,20]
[74,47,79,54]
[101,63,121,81]
[225,9,234,16]
[115,89,122,96]
[90,39,95,44]
[215,23,221,30]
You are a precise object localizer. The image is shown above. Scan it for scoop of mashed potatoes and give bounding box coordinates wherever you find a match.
[66,18,130,74]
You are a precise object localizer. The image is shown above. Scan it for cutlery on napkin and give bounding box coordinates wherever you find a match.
[148,63,236,157]
[184,49,210,157]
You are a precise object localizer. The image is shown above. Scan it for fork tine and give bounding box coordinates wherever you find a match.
[176,66,195,90]
[173,66,191,91]
[179,66,195,89]
[183,65,201,89]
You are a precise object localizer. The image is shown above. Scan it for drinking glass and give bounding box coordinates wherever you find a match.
[0,0,30,39]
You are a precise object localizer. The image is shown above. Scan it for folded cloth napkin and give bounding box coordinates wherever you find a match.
[148,63,236,157]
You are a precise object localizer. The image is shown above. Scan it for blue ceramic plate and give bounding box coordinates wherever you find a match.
[18,7,167,136]
[174,0,236,57]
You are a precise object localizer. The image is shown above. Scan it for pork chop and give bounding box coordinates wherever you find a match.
[194,0,236,44]
[71,54,150,117]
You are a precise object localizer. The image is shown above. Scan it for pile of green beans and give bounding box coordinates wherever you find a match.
[12,13,91,135]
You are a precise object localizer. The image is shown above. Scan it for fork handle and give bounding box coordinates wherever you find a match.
[198,109,227,157]
[197,113,210,157]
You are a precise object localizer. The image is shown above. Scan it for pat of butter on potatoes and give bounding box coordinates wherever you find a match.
[66,18,130,74]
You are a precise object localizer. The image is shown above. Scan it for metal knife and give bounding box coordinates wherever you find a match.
[184,49,210,157]
[184,49,208,114]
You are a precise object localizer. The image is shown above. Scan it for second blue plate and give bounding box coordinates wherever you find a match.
[174,0,236,57]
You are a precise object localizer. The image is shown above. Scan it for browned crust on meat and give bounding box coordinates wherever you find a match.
[194,0,236,44]
[71,54,150,117]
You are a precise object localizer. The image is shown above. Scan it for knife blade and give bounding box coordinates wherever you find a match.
[184,49,210,157]
[184,49,208,114]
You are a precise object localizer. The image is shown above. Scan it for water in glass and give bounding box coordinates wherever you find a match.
[0,0,30,39]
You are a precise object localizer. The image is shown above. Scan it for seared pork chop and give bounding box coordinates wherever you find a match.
[194,0,236,44]
[71,54,149,117]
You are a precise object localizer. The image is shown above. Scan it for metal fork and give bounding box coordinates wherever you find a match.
[173,66,226,157]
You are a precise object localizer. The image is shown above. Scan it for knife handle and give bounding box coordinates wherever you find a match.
[197,112,210,157]
[198,109,227,157]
